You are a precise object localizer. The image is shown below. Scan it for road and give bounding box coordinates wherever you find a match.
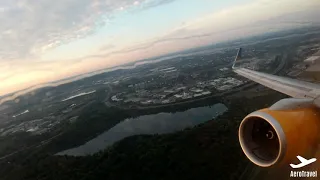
[125,54,288,110]
[0,52,289,160]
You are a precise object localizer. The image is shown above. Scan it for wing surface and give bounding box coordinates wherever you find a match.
[232,48,320,106]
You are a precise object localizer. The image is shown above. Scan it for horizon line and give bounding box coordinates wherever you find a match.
[0,25,319,105]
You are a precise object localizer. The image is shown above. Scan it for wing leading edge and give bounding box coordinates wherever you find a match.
[232,48,320,107]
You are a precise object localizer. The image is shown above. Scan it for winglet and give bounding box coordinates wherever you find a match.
[232,47,242,69]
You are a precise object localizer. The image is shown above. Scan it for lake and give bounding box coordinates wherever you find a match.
[57,103,228,156]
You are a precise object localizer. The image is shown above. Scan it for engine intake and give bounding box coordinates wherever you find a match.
[239,107,320,167]
[239,111,286,167]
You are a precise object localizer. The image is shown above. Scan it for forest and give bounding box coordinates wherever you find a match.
[0,90,288,180]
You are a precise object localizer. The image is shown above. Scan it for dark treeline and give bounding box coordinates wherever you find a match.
[39,95,224,154]
[0,90,288,180]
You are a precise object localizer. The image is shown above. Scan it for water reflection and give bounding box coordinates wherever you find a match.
[58,103,228,156]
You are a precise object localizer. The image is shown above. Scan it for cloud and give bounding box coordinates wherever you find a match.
[140,0,175,10]
[0,0,177,61]
[82,33,211,59]
[99,44,115,51]
[65,0,320,63]
[0,0,320,97]
[1,0,316,62]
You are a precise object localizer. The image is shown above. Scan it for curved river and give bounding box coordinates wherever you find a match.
[57,103,228,156]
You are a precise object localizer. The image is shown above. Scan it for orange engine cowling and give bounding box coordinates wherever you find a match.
[239,106,320,167]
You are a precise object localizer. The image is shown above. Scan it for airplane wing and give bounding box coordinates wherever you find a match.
[232,48,320,107]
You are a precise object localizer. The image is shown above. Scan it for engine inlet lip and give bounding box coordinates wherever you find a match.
[239,111,287,167]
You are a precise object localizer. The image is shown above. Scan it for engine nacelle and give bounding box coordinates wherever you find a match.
[239,106,320,167]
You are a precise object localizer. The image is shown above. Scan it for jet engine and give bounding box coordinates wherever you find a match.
[239,99,320,167]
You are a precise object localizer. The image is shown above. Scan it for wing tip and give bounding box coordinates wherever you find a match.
[232,47,242,69]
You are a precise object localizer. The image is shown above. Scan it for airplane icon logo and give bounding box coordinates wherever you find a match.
[290,156,317,169]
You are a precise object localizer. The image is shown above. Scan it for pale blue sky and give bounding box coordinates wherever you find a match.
[0,0,319,95]
[42,0,251,61]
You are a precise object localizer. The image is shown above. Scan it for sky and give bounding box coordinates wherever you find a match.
[0,0,320,96]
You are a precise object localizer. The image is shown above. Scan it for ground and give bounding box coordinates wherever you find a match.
[0,26,320,180]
